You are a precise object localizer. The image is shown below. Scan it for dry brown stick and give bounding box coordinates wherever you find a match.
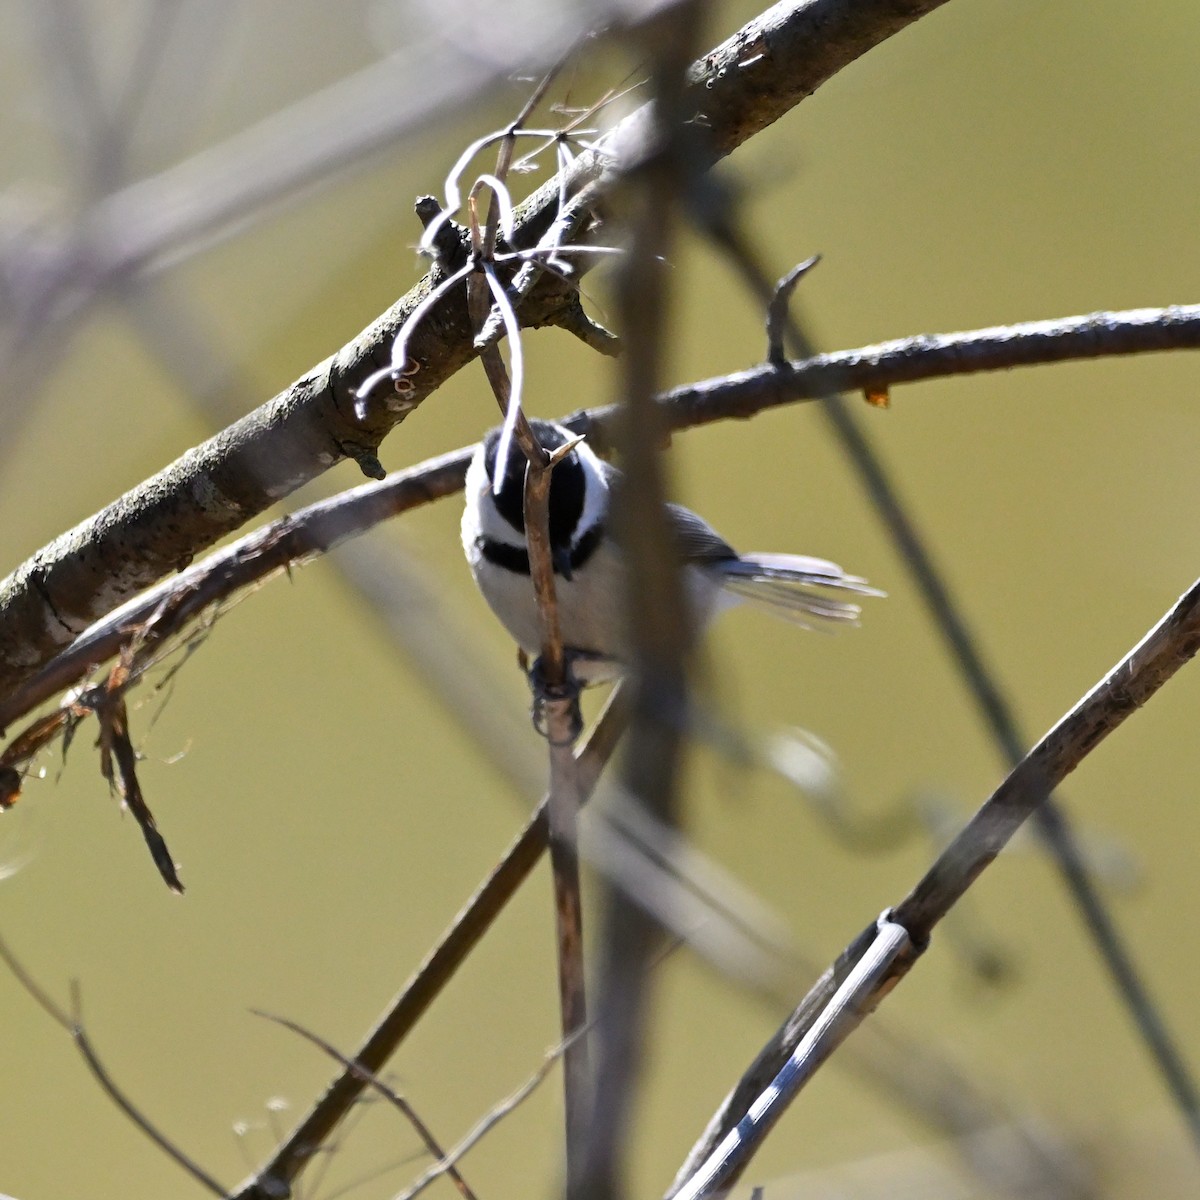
[545,748,591,1185]
[92,684,184,894]
[460,95,595,1179]
[477,321,595,1198]
[232,685,628,1200]
[671,571,1200,1196]
[528,455,594,1194]
[517,431,593,1184]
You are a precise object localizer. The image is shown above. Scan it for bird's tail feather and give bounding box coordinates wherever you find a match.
[719,553,884,630]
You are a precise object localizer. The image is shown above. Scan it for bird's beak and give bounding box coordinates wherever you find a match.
[553,545,574,581]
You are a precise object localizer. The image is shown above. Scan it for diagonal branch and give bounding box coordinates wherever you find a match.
[695,199,1200,1151]
[671,571,1200,1196]
[0,0,953,706]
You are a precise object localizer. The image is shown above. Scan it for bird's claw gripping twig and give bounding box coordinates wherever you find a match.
[527,654,585,744]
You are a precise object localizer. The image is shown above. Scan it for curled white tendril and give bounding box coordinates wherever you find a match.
[354,118,619,450]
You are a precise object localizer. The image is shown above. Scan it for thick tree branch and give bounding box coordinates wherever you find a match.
[0,0,951,705]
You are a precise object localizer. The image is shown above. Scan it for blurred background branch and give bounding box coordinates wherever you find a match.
[0,0,950,704]
[2,2,1199,1200]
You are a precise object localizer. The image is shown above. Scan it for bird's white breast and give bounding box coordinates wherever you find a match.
[463,456,725,681]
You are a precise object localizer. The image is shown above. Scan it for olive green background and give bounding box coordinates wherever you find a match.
[1,2,1199,1198]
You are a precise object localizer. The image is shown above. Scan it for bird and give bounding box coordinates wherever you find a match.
[461,418,881,684]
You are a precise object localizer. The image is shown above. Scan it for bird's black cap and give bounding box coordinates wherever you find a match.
[483,420,586,555]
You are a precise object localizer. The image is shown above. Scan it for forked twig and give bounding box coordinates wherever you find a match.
[394,1031,583,1200]
[0,936,227,1197]
[252,1008,478,1200]
[232,686,628,1200]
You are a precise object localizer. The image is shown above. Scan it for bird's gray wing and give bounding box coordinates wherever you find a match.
[599,459,737,563]
[665,502,738,564]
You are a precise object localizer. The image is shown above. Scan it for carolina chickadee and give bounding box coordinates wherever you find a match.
[461,419,881,683]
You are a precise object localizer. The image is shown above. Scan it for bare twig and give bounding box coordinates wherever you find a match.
[765,255,820,364]
[4,302,1197,744]
[232,686,628,1200]
[578,7,706,1199]
[640,304,1200,435]
[252,1009,478,1200]
[0,624,188,886]
[394,1033,581,1200]
[0,936,227,1197]
[91,673,184,893]
[518,428,593,1179]
[672,571,1200,1196]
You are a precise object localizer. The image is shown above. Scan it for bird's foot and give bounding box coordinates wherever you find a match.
[526,654,585,745]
